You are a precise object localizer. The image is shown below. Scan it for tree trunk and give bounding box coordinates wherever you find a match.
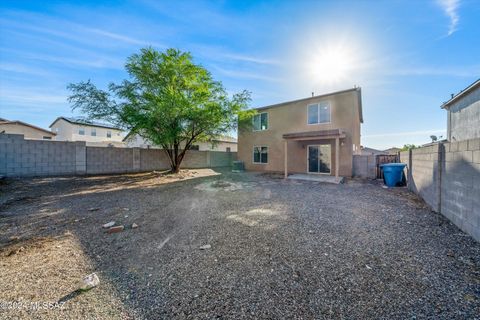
[171,164,180,173]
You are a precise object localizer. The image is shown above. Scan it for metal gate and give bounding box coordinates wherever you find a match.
[376,154,399,179]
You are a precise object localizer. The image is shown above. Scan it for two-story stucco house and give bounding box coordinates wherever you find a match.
[442,78,480,142]
[238,87,363,180]
[49,117,125,146]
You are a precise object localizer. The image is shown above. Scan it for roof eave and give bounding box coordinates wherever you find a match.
[254,87,360,111]
[440,78,480,109]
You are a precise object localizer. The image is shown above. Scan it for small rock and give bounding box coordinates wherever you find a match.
[7,246,25,257]
[106,225,124,234]
[124,215,129,218]
[8,236,20,242]
[102,221,115,228]
[365,264,372,270]
[123,208,130,211]
[88,207,100,212]
[131,223,139,229]
[80,273,100,291]
[199,244,211,250]
[446,250,454,257]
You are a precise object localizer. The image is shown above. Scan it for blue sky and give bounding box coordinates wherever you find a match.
[1,0,479,149]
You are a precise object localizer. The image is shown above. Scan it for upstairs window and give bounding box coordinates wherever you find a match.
[189,145,200,150]
[253,112,268,131]
[226,147,231,152]
[78,127,85,135]
[91,128,96,136]
[107,131,112,138]
[253,146,268,164]
[307,102,331,124]
[42,136,52,140]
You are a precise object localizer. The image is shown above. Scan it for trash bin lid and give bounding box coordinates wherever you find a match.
[379,163,406,168]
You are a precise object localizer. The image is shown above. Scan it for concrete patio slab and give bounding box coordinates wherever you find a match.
[287,173,344,184]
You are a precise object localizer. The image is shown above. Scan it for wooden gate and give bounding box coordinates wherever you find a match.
[376,154,399,179]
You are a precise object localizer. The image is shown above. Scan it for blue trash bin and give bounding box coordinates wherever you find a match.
[380,163,406,187]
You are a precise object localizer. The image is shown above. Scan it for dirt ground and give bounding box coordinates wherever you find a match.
[0,168,479,319]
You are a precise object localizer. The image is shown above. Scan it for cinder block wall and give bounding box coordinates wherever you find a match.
[0,134,82,176]
[401,139,480,241]
[0,134,236,177]
[86,147,135,174]
[210,151,236,167]
[352,155,376,178]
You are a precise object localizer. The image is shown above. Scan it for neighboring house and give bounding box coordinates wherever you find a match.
[360,146,387,156]
[49,117,125,146]
[383,147,401,155]
[0,118,56,140]
[237,87,363,179]
[441,78,480,141]
[123,132,237,152]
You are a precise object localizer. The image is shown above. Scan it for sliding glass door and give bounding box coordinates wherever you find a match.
[307,145,331,174]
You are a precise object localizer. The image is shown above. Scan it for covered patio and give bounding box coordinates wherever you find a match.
[282,129,346,181]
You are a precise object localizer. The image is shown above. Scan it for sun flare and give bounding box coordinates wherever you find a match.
[312,44,355,83]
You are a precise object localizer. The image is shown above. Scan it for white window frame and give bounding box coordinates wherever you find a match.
[78,127,85,135]
[91,128,97,136]
[107,130,112,138]
[252,112,269,131]
[253,145,268,164]
[307,101,331,125]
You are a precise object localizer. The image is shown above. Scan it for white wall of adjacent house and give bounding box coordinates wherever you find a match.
[51,118,124,145]
[124,134,237,152]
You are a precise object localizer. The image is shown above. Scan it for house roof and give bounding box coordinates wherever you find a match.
[122,130,237,143]
[441,78,480,109]
[49,116,122,130]
[283,129,346,140]
[0,119,56,135]
[254,87,363,123]
[360,147,387,155]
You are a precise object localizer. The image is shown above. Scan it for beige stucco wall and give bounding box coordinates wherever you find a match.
[238,89,362,177]
[0,123,55,140]
[51,118,124,144]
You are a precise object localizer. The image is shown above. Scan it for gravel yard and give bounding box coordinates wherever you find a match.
[0,168,479,319]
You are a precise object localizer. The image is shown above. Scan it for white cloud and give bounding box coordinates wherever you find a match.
[212,66,283,82]
[385,64,480,77]
[437,0,460,36]
[222,53,280,65]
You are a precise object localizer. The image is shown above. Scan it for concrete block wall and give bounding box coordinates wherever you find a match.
[0,134,236,177]
[182,150,208,169]
[352,155,376,178]
[0,134,82,176]
[210,151,236,167]
[86,147,134,175]
[401,139,480,241]
[441,139,480,241]
[139,149,170,171]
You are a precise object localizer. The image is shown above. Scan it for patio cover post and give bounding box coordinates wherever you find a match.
[284,140,288,179]
[335,137,339,180]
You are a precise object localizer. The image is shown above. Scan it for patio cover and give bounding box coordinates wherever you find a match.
[282,129,346,180]
[282,129,346,140]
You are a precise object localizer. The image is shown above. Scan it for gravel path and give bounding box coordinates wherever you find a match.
[0,169,479,319]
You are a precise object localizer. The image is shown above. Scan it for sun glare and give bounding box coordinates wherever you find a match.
[312,44,355,83]
[310,42,354,83]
